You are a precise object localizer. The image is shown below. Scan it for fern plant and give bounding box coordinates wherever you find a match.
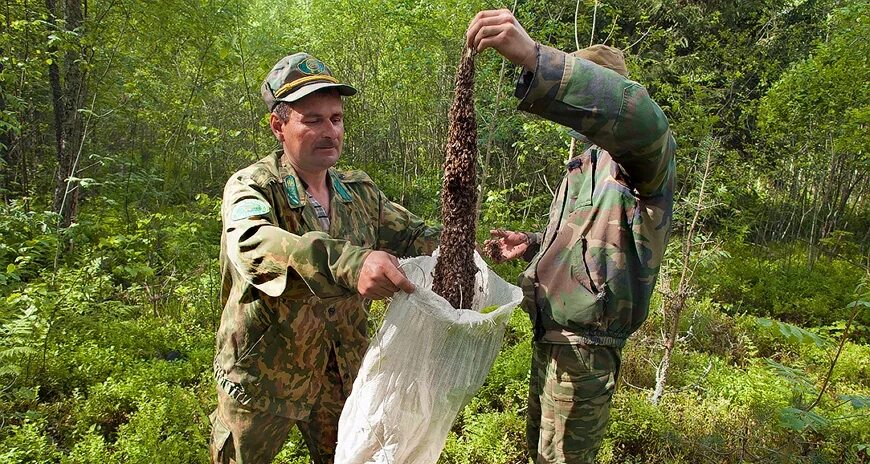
[756,279,870,432]
[0,302,43,383]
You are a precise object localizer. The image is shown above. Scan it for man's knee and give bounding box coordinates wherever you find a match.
[209,395,293,464]
[529,343,620,463]
[297,402,342,464]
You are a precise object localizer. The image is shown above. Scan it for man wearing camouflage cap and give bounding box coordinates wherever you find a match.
[470,10,676,463]
[208,52,440,463]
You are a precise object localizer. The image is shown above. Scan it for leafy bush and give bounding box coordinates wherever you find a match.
[60,427,111,464]
[441,410,526,464]
[272,428,313,464]
[112,386,209,464]
[700,242,866,334]
[0,201,59,286]
[604,392,679,462]
[0,417,61,464]
[466,334,530,414]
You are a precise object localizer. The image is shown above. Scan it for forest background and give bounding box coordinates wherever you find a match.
[1,0,868,462]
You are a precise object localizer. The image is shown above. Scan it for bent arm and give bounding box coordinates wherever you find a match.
[222,176,370,298]
[516,45,675,196]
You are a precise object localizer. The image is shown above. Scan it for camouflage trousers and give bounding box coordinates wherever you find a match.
[209,353,347,464]
[527,341,621,464]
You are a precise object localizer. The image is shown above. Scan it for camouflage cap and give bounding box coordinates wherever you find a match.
[261,53,357,111]
[573,44,629,78]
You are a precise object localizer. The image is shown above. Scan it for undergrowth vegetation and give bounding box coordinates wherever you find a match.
[2,0,868,462]
[0,196,867,463]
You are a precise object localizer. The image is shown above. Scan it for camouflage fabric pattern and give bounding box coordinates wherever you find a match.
[210,388,294,464]
[516,44,676,346]
[210,353,346,463]
[526,342,620,463]
[261,53,356,110]
[214,150,439,423]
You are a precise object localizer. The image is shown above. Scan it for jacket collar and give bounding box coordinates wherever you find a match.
[270,151,354,208]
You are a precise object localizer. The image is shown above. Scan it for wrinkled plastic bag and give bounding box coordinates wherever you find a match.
[336,252,523,463]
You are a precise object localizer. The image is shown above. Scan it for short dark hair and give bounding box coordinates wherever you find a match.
[273,102,292,123]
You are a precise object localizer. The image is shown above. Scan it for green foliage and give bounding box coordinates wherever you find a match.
[778,406,830,432]
[0,304,41,380]
[605,392,677,460]
[466,336,530,414]
[60,427,111,464]
[763,358,818,396]
[441,411,526,464]
[112,387,209,464]
[272,430,313,464]
[759,1,869,157]
[1,0,869,462]
[699,242,866,333]
[481,181,551,233]
[747,287,870,443]
[839,394,870,409]
[757,318,829,349]
[749,1,870,248]
[0,201,59,285]
[0,417,61,464]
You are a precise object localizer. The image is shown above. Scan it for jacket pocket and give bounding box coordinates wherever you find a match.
[555,237,605,327]
[232,321,277,374]
[208,410,233,461]
[565,152,595,213]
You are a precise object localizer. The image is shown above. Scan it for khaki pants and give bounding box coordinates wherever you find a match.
[527,342,621,464]
[209,356,346,464]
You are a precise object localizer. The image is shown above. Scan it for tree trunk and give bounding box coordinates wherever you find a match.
[0,59,12,202]
[651,149,712,405]
[0,3,9,194]
[48,0,87,228]
[652,292,683,405]
[46,0,66,210]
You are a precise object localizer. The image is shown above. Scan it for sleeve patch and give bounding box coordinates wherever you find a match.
[231,198,272,220]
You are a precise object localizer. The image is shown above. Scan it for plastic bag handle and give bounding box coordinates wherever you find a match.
[399,261,427,289]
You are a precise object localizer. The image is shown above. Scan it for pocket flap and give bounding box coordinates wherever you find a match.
[209,411,232,453]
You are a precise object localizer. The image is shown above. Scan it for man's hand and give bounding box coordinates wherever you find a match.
[466,9,537,71]
[483,229,529,263]
[357,251,415,299]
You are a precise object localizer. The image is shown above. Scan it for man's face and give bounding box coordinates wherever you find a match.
[272,90,344,174]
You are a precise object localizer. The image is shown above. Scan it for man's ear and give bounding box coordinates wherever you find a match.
[269,113,284,141]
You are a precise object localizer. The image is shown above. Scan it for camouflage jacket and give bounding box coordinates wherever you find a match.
[215,151,439,418]
[517,45,676,347]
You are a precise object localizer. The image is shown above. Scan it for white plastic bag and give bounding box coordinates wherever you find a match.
[335,252,523,464]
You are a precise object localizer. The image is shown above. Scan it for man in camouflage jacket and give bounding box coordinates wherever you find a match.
[470,10,676,463]
[209,52,440,464]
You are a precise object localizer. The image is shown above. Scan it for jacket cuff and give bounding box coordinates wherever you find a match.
[335,246,373,294]
[522,232,542,261]
[516,44,567,115]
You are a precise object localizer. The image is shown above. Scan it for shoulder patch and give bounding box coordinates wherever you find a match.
[230,198,272,221]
